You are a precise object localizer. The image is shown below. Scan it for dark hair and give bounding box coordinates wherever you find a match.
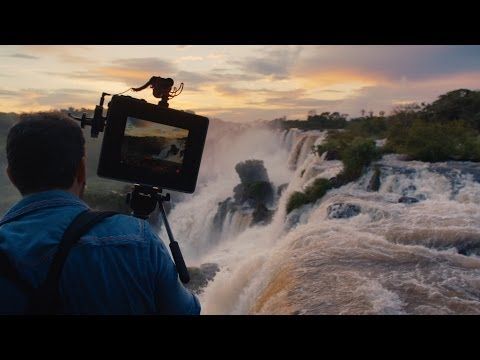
[6,112,85,195]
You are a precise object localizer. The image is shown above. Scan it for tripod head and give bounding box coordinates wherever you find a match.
[125,185,167,219]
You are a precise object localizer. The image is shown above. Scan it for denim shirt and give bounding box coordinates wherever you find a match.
[0,190,200,315]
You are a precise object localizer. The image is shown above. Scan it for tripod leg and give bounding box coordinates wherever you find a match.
[158,200,190,284]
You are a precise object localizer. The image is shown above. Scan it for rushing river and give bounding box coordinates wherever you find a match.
[162,119,480,315]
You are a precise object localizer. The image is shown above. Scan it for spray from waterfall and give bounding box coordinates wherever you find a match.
[163,124,480,315]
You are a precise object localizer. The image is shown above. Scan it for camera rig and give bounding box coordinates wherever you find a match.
[71,76,184,138]
[69,77,190,284]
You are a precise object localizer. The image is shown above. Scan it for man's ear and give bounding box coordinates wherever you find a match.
[76,156,87,185]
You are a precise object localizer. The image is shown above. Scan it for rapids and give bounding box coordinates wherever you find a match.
[162,120,480,315]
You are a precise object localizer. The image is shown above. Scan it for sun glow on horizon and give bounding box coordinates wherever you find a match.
[1,45,479,121]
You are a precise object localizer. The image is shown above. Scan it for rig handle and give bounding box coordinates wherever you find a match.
[169,241,190,284]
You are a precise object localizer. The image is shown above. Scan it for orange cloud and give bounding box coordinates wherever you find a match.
[298,68,383,89]
[98,67,152,83]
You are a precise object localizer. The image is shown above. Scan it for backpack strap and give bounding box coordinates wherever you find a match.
[46,210,119,291]
[27,209,119,314]
[0,209,118,314]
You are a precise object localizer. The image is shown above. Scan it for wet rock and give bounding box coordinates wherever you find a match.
[328,176,341,188]
[277,183,289,196]
[186,263,220,295]
[367,166,381,192]
[233,181,274,206]
[324,150,340,161]
[378,163,417,177]
[213,159,275,235]
[252,203,273,225]
[402,184,417,195]
[430,162,480,183]
[233,183,245,204]
[213,197,235,230]
[457,243,480,256]
[327,203,361,219]
[416,194,427,201]
[232,159,275,206]
[398,196,419,204]
[235,159,270,184]
[428,163,479,195]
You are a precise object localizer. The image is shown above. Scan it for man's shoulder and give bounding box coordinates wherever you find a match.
[79,213,158,246]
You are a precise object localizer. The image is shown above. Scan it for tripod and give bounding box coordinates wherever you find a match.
[126,185,190,284]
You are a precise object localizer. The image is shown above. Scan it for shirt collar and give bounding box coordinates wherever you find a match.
[1,190,89,225]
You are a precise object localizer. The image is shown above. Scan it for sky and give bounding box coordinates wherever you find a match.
[0,45,479,122]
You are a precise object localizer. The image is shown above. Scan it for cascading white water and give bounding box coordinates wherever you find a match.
[162,124,480,314]
[250,155,480,315]
[164,120,292,265]
[287,131,323,170]
[220,210,253,240]
[283,128,303,153]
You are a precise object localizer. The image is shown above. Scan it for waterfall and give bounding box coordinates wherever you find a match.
[160,122,480,314]
[286,131,323,170]
[250,155,480,315]
[164,120,292,265]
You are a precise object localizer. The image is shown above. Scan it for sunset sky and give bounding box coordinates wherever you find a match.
[1,45,479,122]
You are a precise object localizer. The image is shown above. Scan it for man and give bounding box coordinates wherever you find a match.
[0,112,200,315]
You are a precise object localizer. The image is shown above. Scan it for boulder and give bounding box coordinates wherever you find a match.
[398,196,419,204]
[416,194,427,201]
[233,181,274,206]
[186,263,220,294]
[367,166,381,192]
[252,203,273,225]
[235,159,270,184]
[402,184,417,195]
[213,159,276,236]
[327,203,361,219]
[233,183,246,204]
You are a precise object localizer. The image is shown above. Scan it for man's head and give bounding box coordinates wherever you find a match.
[6,112,87,197]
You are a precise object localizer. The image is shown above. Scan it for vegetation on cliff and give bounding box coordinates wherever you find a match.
[283,89,480,213]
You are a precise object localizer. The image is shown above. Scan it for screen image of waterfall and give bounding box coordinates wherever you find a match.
[158,119,480,315]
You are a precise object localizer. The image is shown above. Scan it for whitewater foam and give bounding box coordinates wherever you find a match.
[160,125,480,314]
